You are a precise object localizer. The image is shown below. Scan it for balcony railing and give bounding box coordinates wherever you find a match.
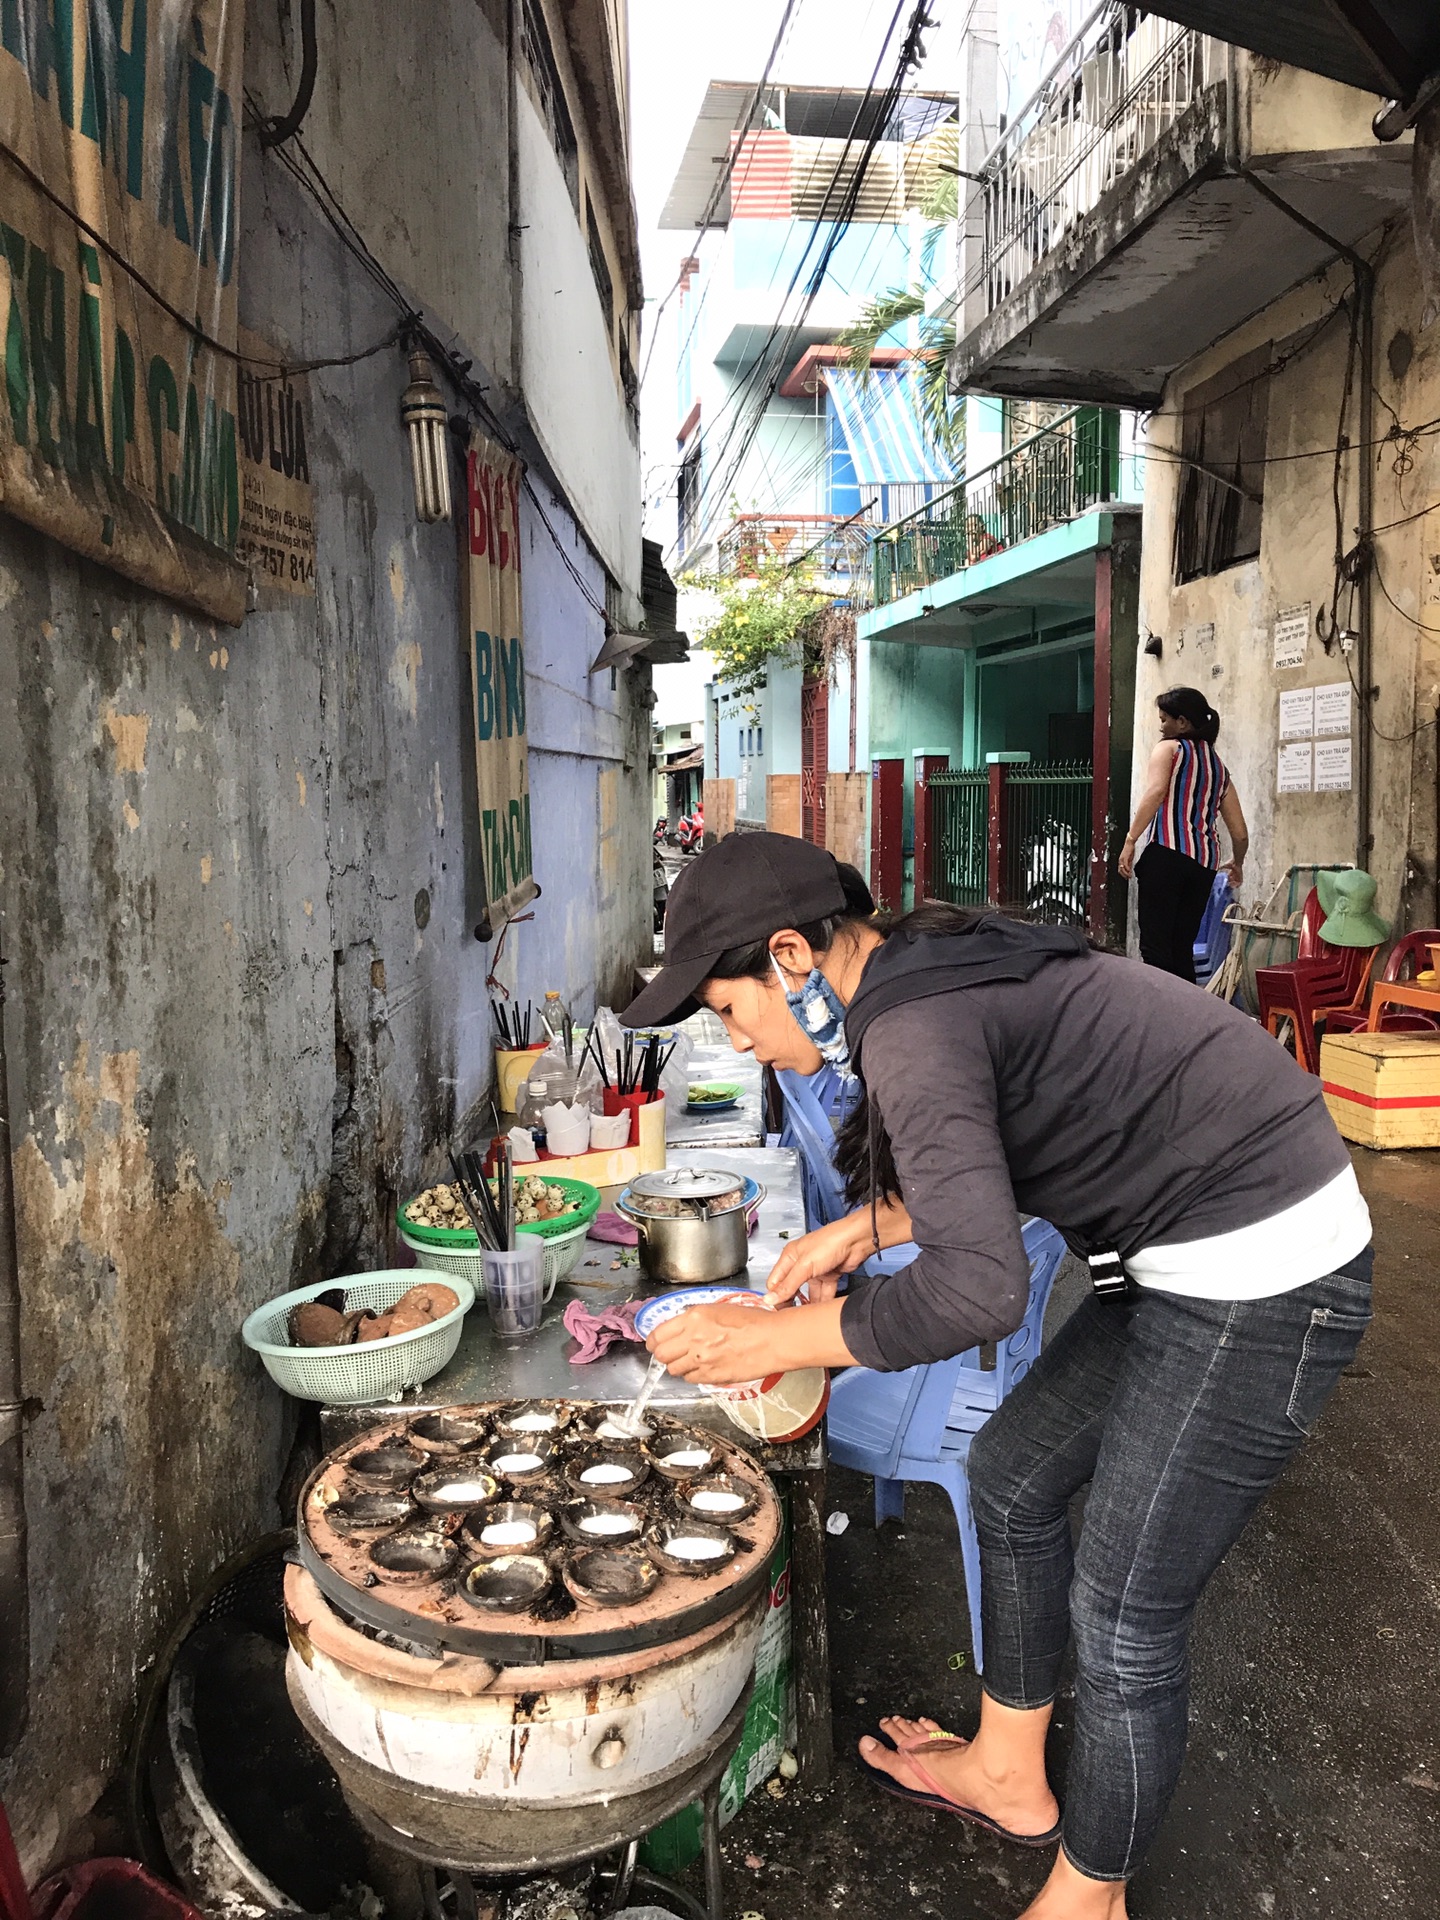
[718,513,876,607]
[872,407,1119,607]
[971,4,1223,318]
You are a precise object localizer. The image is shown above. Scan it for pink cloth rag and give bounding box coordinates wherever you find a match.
[590,1210,639,1245]
[563,1297,643,1364]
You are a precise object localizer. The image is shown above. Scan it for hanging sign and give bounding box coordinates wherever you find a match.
[0,0,249,622]
[464,429,538,934]
[235,327,316,596]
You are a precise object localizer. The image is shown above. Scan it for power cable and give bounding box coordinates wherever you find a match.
[639,0,808,392]
[683,0,931,553]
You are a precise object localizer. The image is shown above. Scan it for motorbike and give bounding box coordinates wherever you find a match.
[675,811,703,854]
[653,816,669,846]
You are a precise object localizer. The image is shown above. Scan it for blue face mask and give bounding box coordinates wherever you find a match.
[771,955,856,1082]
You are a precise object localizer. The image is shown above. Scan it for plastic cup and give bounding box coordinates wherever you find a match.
[587,1110,631,1148]
[602,1088,652,1145]
[481,1242,546,1343]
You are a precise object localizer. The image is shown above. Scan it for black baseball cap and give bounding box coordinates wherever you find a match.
[622,832,848,1029]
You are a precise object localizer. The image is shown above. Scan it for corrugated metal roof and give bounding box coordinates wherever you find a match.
[658,80,956,231]
[1147,1,1439,99]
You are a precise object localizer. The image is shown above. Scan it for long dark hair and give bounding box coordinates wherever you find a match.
[1157,685,1220,745]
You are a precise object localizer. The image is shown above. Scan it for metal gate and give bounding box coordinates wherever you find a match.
[1003,762,1093,924]
[926,762,1093,926]
[926,770,988,904]
[801,676,828,844]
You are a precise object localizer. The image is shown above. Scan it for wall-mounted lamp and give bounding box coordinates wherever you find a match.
[400,348,452,523]
[1143,632,1163,658]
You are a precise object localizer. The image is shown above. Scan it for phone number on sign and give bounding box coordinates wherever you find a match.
[242,541,315,587]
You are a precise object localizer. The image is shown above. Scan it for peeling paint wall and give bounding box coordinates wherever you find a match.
[1134,238,1440,932]
[0,4,650,1868]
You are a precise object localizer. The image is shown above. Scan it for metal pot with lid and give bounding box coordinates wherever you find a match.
[615,1169,763,1286]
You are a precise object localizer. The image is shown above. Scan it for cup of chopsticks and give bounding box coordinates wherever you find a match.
[592,1029,673,1145]
[449,1142,545,1341]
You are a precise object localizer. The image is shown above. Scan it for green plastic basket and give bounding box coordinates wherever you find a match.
[397,1175,601,1248]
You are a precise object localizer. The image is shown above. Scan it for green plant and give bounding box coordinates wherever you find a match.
[682,557,831,698]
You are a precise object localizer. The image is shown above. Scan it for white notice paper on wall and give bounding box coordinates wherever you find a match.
[1277,741,1313,793]
[1313,682,1352,735]
[1278,688,1314,739]
[1314,737,1353,792]
[1273,604,1311,670]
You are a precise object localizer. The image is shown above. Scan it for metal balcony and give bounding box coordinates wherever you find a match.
[717,513,875,604]
[948,3,1413,406]
[871,408,1120,608]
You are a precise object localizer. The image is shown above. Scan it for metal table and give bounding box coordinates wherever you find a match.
[665,1017,765,1151]
[321,1144,833,1785]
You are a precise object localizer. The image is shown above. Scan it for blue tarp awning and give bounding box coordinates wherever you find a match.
[825,367,950,485]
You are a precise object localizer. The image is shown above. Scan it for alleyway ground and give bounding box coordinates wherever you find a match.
[720,1148,1440,1919]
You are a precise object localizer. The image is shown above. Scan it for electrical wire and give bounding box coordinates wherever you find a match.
[0,136,403,376]
[682,0,933,554]
[639,0,808,392]
[252,108,616,623]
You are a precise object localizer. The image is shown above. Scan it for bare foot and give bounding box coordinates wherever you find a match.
[859,1715,1060,1841]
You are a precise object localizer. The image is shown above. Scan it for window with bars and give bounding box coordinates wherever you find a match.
[521,0,579,215]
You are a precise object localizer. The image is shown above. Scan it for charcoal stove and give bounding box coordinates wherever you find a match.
[286,1401,783,1910]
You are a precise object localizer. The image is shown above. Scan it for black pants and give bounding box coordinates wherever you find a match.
[1136,842,1215,981]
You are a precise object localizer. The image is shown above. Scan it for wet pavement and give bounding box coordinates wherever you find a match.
[719,1148,1440,1919]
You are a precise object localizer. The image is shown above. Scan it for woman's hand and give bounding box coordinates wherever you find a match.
[1117,835,1137,880]
[1221,858,1243,888]
[766,1216,873,1305]
[646,1301,778,1385]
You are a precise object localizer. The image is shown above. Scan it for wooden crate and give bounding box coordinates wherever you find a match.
[1320,1031,1440,1149]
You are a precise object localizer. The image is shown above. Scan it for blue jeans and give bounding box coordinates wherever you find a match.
[966,1252,1373,1881]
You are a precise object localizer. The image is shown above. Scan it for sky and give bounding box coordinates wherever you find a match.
[627,0,918,298]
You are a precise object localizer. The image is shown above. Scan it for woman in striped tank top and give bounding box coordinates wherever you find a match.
[1118,687,1249,980]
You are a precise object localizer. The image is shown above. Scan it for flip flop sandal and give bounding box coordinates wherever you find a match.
[859,1734,1063,1848]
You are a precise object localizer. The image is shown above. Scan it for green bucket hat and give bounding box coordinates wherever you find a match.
[1316,869,1390,948]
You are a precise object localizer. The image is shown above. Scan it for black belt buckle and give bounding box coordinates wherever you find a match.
[1087,1250,1130,1302]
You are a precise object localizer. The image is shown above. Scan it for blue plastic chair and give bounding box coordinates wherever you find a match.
[825,1217,1068,1672]
[1193,872,1234,985]
[774,1067,918,1278]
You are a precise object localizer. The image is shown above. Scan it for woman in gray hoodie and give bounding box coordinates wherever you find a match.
[623,832,1371,1920]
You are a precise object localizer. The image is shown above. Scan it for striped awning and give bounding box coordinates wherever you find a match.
[825,368,951,485]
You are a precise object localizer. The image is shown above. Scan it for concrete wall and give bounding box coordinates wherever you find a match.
[1134,239,1440,932]
[0,4,650,1869]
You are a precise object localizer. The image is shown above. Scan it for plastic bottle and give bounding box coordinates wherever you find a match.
[540,989,570,1045]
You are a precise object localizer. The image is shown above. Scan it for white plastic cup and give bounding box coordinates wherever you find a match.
[481,1242,546,1342]
[586,1110,631,1149]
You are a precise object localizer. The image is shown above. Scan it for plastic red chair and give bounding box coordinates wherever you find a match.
[1255,890,1378,1072]
[1325,929,1440,1035]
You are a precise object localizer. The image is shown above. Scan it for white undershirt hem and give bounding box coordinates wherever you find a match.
[1128,1164,1372,1301]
